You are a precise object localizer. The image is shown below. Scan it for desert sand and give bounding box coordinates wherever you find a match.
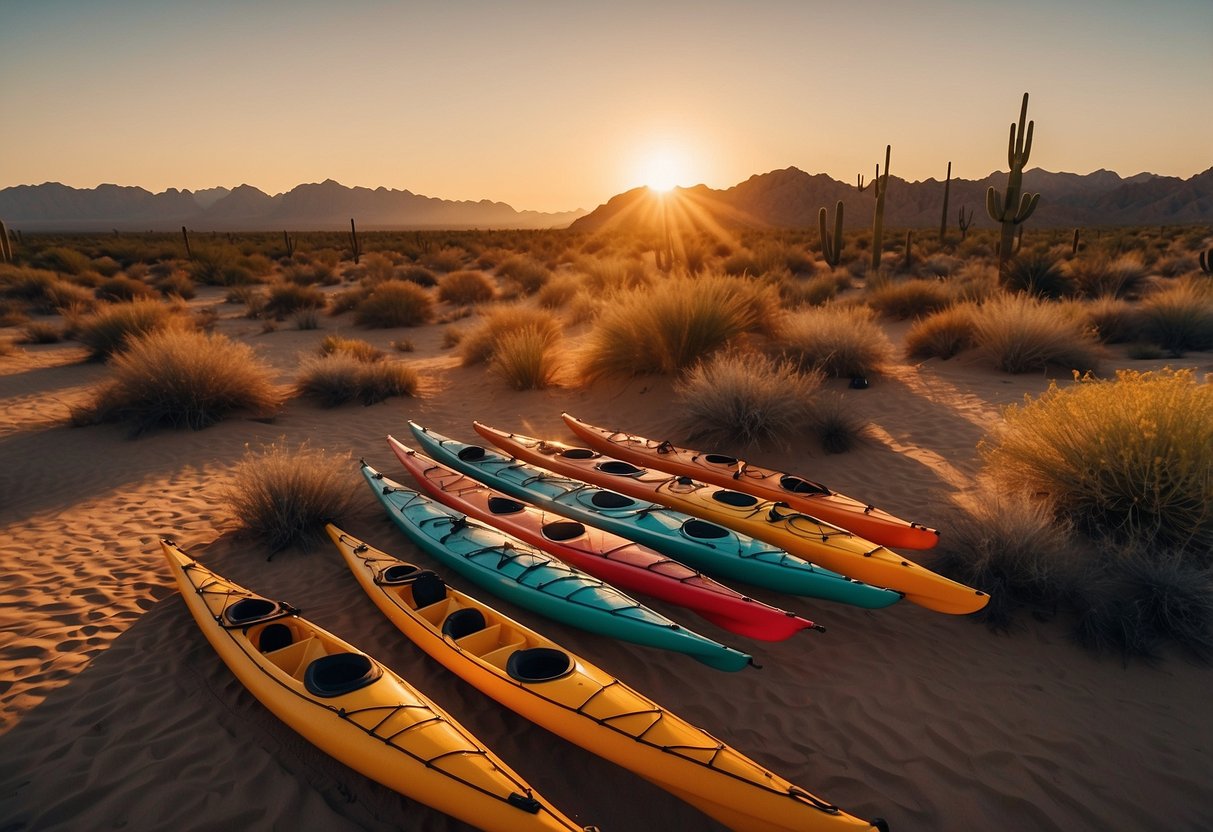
[2,286,1212,832]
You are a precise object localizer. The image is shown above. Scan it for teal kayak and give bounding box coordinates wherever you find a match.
[406,424,902,610]
[361,462,754,672]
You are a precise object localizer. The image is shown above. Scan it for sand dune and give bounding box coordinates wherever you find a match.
[2,290,1212,831]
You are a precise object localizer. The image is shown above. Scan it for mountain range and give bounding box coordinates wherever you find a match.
[569,166,1213,234]
[2,166,1210,233]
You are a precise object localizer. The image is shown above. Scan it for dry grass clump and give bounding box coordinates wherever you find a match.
[261,281,326,319]
[437,270,496,305]
[1,267,97,314]
[32,246,92,274]
[490,325,563,390]
[675,351,823,447]
[94,274,158,303]
[866,277,953,320]
[398,265,438,287]
[1066,253,1149,299]
[1001,253,1073,298]
[189,247,256,286]
[970,293,1102,374]
[933,485,1080,630]
[295,352,419,407]
[221,442,358,553]
[773,271,850,308]
[72,298,186,359]
[1074,547,1213,662]
[578,274,777,382]
[1078,296,1144,344]
[421,246,468,273]
[0,336,16,357]
[152,271,197,299]
[982,368,1213,553]
[282,262,338,286]
[535,273,582,309]
[952,262,1001,303]
[318,334,383,362]
[458,304,563,366]
[20,321,63,344]
[1137,278,1213,356]
[905,303,978,360]
[74,328,282,434]
[353,279,434,328]
[496,256,552,295]
[578,256,650,292]
[774,304,895,378]
[808,391,868,454]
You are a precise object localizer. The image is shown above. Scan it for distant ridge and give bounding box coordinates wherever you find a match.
[570,166,1213,233]
[0,180,586,231]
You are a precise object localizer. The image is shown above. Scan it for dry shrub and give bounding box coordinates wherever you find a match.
[775,271,849,308]
[775,304,894,378]
[1,267,96,314]
[458,304,563,366]
[496,255,552,295]
[1066,253,1149,299]
[1079,296,1144,344]
[438,270,496,305]
[74,328,282,434]
[676,350,822,447]
[866,277,953,320]
[94,274,157,303]
[422,246,468,273]
[952,262,1001,303]
[73,298,186,359]
[905,303,978,360]
[295,352,419,407]
[1138,278,1213,356]
[222,442,358,552]
[318,334,383,362]
[982,368,1213,553]
[578,256,650,292]
[32,246,91,274]
[808,391,868,453]
[262,281,326,319]
[356,252,397,284]
[490,325,562,390]
[933,484,1079,630]
[20,321,62,344]
[1074,547,1213,662]
[536,273,582,309]
[354,279,434,328]
[1001,253,1073,298]
[189,247,256,286]
[398,265,438,287]
[0,337,16,357]
[578,273,777,383]
[153,271,197,299]
[971,293,1102,374]
[282,262,338,286]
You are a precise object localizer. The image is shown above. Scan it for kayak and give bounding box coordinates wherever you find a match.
[562,414,940,550]
[327,524,890,832]
[476,424,987,616]
[388,436,822,642]
[361,462,754,672]
[407,422,901,610]
[159,539,590,832]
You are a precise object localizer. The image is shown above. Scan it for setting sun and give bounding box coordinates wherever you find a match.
[635,148,690,193]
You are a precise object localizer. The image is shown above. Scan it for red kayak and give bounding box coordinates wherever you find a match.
[562,414,940,550]
[388,435,823,642]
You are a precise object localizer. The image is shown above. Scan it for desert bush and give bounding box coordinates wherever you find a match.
[459,304,563,366]
[261,281,326,319]
[1073,547,1213,661]
[1066,253,1149,299]
[20,321,62,344]
[32,246,91,275]
[932,485,1080,630]
[292,309,320,330]
[353,279,433,328]
[74,328,282,433]
[1002,253,1073,298]
[357,252,397,284]
[90,256,124,277]
[490,325,562,390]
[952,262,1001,303]
[283,262,338,286]
[866,278,953,320]
[319,334,383,362]
[438,270,496,305]
[153,271,197,299]
[676,350,823,447]
[982,368,1213,553]
[296,352,419,406]
[536,273,581,308]
[808,391,867,454]
[95,274,158,303]
[422,246,468,273]
[579,274,777,382]
[221,442,358,552]
[496,255,552,295]
[1079,297,1144,344]
[1,267,96,314]
[189,247,256,286]
[1153,253,1199,278]
[775,304,895,379]
[773,271,849,308]
[578,256,650,292]
[0,337,16,357]
[1137,278,1213,356]
[723,242,814,277]
[0,299,30,327]
[398,265,438,287]
[73,298,186,358]
[904,303,978,360]
[918,254,964,278]
[970,294,1102,374]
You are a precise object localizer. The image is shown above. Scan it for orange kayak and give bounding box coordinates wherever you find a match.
[562,414,939,550]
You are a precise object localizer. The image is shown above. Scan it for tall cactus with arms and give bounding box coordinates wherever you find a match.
[818,201,844,267]
[987,92,1040,274]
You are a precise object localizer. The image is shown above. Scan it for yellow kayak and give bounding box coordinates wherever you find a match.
[328,524,890,832]
[477,423,988,616]
[160,538,593,832]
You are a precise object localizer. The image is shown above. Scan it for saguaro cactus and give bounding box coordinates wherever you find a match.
[349,218,361,264]
[939,162,951,240]
[987,92,1040,273]
[181,226,193,259]
[0,220,11,263]
[958,206,974,240]
[818,201,844,267]
[868,144,891,272]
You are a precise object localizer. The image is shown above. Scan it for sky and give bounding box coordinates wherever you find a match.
[2,0,1210,213]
